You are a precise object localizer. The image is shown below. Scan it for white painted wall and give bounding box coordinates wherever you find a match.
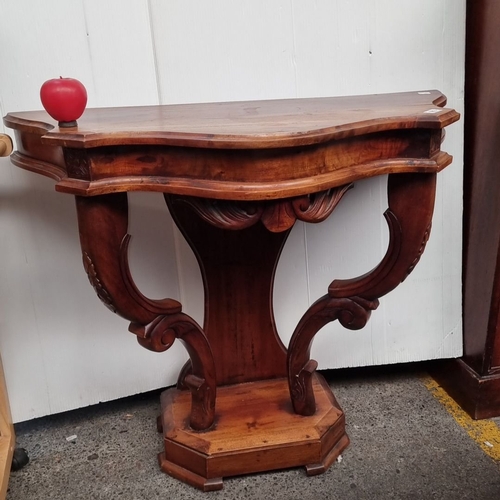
[0,0,465,422]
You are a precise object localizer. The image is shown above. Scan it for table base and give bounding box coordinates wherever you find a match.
[157,373,348,491]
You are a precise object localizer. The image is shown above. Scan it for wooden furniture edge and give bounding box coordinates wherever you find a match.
[430,0,500,419]
[9,150,453,199]
[429,359,500,419]
[38,111,459,149]
[157,375,348,488]
[0,135,13,157]
[0,355,14,500]
[3,90,459,150]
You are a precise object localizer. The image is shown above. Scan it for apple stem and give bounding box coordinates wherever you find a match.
[58,120,78,128]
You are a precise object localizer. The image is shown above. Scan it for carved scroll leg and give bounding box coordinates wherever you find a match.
[288,173,437,416]
[75,193,181,324]
[288,296,378,415]
[75,193,216,430]
[328,173,437,300]
[131,314,216,431]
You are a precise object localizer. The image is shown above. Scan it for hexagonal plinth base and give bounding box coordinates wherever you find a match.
[158,373,349,491]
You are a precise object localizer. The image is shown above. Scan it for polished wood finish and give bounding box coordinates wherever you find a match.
[165,195,289,386]
[0,134,13,157]
[75,193,215,431]
[430,0,500,419]
[289,172,436,416]
[3,91,459,488]
[158,374,347,491]
[0,356,15,500]
[0,136,16,499]
[5,91,455,199]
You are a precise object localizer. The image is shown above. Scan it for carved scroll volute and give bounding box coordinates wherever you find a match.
[131,314,216,431]
[287,295,379,415]
[288,173,437,416]
[260,185,353,232]
[291,185,353,224]
[75,193,181,325]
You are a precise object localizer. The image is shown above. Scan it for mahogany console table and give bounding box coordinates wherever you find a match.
[4,91,459,490]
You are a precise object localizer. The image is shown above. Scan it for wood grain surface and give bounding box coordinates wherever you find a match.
[5,90,456,149]
[4,91,459,200]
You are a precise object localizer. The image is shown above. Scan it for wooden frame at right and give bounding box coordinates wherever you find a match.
[431,0,500,419]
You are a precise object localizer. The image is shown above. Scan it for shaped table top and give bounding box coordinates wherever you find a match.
[3,90,460,199]
[4,90,458,150]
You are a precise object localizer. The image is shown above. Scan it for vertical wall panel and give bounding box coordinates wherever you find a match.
[149,0,297,103]
[82,0,159,106]
[0,0,185,422]
[291,0,373,97]
[0,0,465,421]
[0,1,95,111]
[0,0,97,421]
[288,0,465,368]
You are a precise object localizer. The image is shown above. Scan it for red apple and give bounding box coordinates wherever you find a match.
[40,77,87,127]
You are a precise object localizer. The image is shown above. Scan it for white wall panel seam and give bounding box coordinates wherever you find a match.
[289,0,299,97]
[81,0,98,103]
[147,0,164,105]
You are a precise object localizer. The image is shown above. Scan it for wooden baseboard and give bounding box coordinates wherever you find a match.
[429,358,500,420]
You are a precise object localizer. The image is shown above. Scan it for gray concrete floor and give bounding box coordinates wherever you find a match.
[7,364,500,500]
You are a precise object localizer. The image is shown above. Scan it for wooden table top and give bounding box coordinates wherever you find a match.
[3,90,460,199]
[4,90,458,150]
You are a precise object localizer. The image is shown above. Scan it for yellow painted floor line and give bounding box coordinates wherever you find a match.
[422,374,500,462]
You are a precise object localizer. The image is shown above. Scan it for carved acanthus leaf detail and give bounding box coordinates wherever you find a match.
[290,359,318,409]
[174,198,263,230]
[402,222,432,282]
[82,252,116,313]
[171,184,353,233]
[291,184,353,223]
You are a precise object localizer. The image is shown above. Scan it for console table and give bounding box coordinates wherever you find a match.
[3,91,459,490]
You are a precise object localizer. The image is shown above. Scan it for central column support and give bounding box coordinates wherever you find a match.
[165,195,290,385]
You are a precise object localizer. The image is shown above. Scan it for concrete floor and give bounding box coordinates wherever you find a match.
[6,364,500,500]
